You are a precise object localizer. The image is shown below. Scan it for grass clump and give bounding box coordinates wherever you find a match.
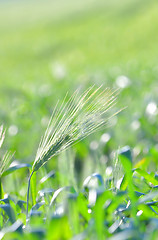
[1,87,158,239]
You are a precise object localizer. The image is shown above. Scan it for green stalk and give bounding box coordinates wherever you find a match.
[26,170,34,219]
[31,172,36,206]
[0,177,2,199]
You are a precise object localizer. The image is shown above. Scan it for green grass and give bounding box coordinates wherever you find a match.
[1,141,158,239]
[0,0,158,162]
[0,0,158,161]
[0,0,158,238]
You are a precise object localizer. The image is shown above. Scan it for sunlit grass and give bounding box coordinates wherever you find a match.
[0,1,158,238]
[0,0,158,162]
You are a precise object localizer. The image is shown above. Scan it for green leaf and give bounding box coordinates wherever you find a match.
[40,170,55,184]
[120,175,128,191]
[83,173,104,188]
[50,186,76,206]
[94,190,114,239]
[0,220,23,239]
[77,193,90,222]
[47,216,72,239]
[135,168,158,186]
[138,191,158,204]
[119,155,138,225]
[138,203,158,218]
[108,230,135,240]
[32,202,44,212]
[1,163,31,177]
[0,204,16,223]
[118,146,132,162]
[107,191,127,216]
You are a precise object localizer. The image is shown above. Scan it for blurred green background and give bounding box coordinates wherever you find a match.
[0,0,158,175]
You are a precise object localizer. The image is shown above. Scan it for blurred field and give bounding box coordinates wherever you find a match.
[1,1,158,238]
[0,0,158,170]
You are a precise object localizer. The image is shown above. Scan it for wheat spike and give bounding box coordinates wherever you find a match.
[32,86,120,172]
[0,125,13,176]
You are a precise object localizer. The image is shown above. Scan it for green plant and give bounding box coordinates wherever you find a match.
[0,125,13,199]
[26,86,120,216]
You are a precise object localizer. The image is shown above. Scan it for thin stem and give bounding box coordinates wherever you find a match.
[0,177,2,199]
[26,170,34,219]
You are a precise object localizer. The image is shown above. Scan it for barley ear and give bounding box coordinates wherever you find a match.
[27,86,121,217]
[0,125,13,199]
[0,126,13,176]
[32,86,120,172]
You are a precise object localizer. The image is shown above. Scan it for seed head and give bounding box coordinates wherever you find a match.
[0,125,13,176]
[32,86,120,172]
